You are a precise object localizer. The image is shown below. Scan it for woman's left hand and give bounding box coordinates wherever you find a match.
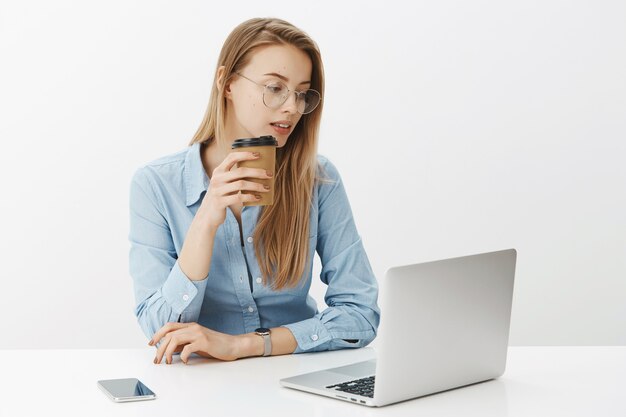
[149,322,246,364]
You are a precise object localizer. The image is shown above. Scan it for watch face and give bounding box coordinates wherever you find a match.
[255,327,270,335]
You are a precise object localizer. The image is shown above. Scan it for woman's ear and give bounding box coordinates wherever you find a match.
[216,66,232,98]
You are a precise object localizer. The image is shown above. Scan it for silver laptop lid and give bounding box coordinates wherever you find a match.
[374,249,516,406]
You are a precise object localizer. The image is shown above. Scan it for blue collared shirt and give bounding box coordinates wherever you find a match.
[129,142,380,353]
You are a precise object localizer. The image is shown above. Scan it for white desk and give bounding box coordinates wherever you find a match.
[1,347,624,416]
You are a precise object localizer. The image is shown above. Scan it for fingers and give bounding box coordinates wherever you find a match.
[153,326,240,363]
[149,322,190,346]
[180,344,217,364]
[222,192,262,206]
[163,334,188,365]
[180,342,200,364]
[221,167,273,184]
[198,151,275,229]
[155,330,193,365]
[214,151,260,176]
[220,179,270,197]
[207,164,272,207]
[203,188,262,214]
[211,167,272,193]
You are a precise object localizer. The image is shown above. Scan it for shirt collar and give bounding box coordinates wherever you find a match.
[184,142,209,207]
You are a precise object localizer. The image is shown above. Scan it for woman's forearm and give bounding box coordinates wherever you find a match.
[178,207,219,281]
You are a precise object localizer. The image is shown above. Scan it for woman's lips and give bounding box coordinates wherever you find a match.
[270,123,291,135]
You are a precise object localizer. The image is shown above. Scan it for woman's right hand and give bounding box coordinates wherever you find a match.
[199,151,273,228]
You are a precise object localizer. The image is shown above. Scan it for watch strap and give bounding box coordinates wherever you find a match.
[254,328,272,357]
[261,333,271,357]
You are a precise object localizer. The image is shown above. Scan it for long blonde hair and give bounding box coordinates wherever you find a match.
[189,18,325,290]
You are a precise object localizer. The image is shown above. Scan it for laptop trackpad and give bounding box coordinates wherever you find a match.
[327,360,376,377]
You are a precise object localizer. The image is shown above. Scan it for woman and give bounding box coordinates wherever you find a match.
[129,17,380,365]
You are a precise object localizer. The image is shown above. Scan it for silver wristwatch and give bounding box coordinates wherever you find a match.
[254,327,272,357]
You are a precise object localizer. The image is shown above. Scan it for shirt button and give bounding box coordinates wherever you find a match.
[247,236,253,243]
[182,294,189,301]
[256,277,262,284]
[248,306,254,313]
[239,275,243,282]
[311,334,319,341]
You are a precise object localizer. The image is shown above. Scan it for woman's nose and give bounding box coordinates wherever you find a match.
[280,92,299,114]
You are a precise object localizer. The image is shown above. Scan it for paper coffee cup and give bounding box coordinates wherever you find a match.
[231,135,278,206]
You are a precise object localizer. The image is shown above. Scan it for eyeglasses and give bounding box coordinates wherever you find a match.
[235,72,321,115]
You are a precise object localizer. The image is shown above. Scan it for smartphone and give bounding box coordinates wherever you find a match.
[97,378,156,402]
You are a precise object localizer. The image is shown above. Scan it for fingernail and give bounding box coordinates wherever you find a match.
[263,184,270,190]
[252,152,260,157]
[266,171,273,177]
[166,359,171,365]
[255,194,262,200]
[148,340,154,346]
[153,357,158,364]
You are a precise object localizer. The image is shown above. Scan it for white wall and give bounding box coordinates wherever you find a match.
[0,0,624,349]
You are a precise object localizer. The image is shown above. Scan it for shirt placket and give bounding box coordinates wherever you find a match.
[225,207,260,332]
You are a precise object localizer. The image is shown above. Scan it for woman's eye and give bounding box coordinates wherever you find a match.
[267,84,285,94]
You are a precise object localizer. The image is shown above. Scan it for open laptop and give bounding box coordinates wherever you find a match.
[280,248,517,407]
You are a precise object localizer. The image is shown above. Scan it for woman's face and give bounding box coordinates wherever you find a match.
[224,44,313,148]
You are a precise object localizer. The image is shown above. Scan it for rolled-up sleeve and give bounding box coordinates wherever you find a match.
[129,168,207,340]
[283,159,380,353]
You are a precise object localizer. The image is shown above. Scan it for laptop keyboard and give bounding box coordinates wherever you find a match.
[325,376,375,398]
